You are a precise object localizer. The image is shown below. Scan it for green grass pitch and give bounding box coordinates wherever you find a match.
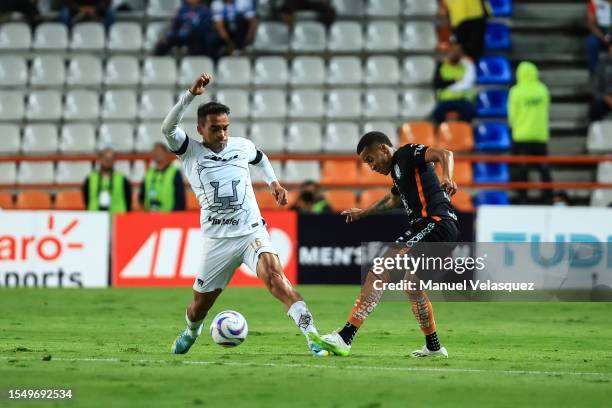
[1,286,611,408]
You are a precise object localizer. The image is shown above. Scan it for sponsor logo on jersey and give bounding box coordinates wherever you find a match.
[208,216,239,226]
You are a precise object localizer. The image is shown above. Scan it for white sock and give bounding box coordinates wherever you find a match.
[185,312,204,338]
[287,301,318,340]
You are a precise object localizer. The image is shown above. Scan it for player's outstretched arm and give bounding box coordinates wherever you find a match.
[425,147,457,196]
[341,193,401,223]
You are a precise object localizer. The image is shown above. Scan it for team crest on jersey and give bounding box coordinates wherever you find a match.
[394,164,401,179]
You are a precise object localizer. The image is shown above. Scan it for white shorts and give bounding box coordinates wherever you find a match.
[193,227,277,293]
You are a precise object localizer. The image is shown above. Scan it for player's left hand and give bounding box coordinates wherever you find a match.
[441,178,458,197]
[270,181,288,206]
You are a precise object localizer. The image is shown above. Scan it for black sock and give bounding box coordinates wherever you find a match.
[338,322,358,345]
[426,332,440,351]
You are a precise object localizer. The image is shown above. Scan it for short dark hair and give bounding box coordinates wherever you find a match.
[197,101,230,123]
[356,131,393,154]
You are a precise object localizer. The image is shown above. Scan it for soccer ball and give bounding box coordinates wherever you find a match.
[210,310,248,347]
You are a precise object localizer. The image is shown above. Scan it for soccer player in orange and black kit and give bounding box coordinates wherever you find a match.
[309,131,459,358]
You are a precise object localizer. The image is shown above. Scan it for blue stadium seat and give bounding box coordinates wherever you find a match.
[473,163,510,183]
[485,22,511,51]
[473,191,510,206]
[488,0,512,17]
[474,123,511,151]
[477,89,508,117]
[477,56,512,85]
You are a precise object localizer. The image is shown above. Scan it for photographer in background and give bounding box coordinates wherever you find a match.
[290,180,331,213]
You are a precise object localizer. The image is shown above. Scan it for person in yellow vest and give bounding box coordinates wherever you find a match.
[82,147,132,213]
[432,41,477,124]
[440,0,489,60]
[139,142,186,212]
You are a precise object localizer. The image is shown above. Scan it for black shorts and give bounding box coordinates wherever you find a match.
[395,216,459,245]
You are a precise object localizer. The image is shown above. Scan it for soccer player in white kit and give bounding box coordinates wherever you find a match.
[163,73,327,356]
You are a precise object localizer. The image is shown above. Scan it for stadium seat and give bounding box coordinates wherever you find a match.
[135,122,162,152]
[250,122,285,152]
[489,0,512,17]
[186,190,199,211]
[230,121,247,139]
[363,122,399,146]
[70,22,105,51]
[403,0,438,16]
[0,56,27,87]
[22,124,58,154]
[63,90,100,121]
[590,189,612,207]
[0,124,21,154]
[26,91,62,121]
[586,121,612,152]
[29,55,65,88]
[485,22,511,51]
[104,56,140,87]
[253,22,289,52]
[98,123,135,152]
[54,190,86,210]
[473,190,510,206]
[284,160,320,182]
[215,89,249,119]
[401,22,436,52]
[473,163,510,183]
[327,56,362,86]
[360,189,389,207]
[0,22,31,51]
[476,89,509,117]
[435,161,473,185]
[400,89,435,119]
[101,90,137,120]
[326,89,361,119]
[474,122,511,152]
[55,161,92,183]
[251,90,286,119]
[291,22,326,52]
[217,57,251,86]
[596,162,612,182]
[143,22,167,52]
[451,190,474,212]
[365,56,399,86]
[0,191,13,209]
[139,90,174,120]
[16,191,52,210]
[290,57,325,86]
[325,190,357,212]
[364,89,398,119]
[0,163,17,185]
[147,0,180,18]
[251,160,283,184]
[437,121,474,152]
[0,91,24,121]
[401,57,436,85]
[365,22,399,52]
[332,0,365,17]
[358,162,392,185]
[399,121,435,146]
[289,89,325,118]
[141,57,177,87]
[59,123,96,153]
[321,161,357,184]
[367,0,400,16]
[324,122,359,153]
[33,23,68,50]
[178,56,215,87]
[253,57,288,87]
[182,91,212,121]
[17,162,54,185]
[66,55,103,87]
[107,22,143,52]
[286,122,322,152]
[328,22,362,52]
[477,56,512,85]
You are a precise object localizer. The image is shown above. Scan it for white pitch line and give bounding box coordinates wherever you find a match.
[1,356,609,378]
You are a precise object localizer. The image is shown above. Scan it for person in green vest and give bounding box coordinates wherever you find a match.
[139,142,186,212]
[82,147,132,213]
[432,41,477,125]
[290,180,331,213]
[508,61,552,204]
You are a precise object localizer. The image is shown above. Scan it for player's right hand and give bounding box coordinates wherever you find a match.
[341,208,366,223]
[189,73,211,95]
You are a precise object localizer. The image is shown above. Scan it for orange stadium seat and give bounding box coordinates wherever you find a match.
[436,121,474,152]
[186,190,199,211]
[357,162,392,186]
[451,190,474,213]
[325,190,357,212]
[359,188,389,208]
[321,160,358,185]
[255,189,282,210]
[54,190,85,210]
[435,161,473,185]
[15,191,52,210]
[0,192,14,209]
[399,121,435,146]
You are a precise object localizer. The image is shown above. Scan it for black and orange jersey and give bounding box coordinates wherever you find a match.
[390,144,457,223]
